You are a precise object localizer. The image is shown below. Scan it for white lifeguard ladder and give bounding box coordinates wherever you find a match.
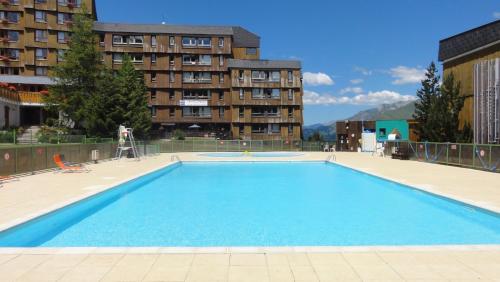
[115,125,140,160]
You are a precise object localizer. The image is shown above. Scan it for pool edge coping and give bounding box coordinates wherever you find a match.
[1,244,500,254]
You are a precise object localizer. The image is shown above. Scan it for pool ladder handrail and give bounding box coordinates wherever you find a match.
[326,154,336,162]
[171,155,181,162]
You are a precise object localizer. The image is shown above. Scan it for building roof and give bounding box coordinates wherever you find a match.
[438,20,500,62]
[227,59,301,69]
[93,22,260,47]
[0,75,55,85]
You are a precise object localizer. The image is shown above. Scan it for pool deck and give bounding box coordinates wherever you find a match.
[0,152,499,281]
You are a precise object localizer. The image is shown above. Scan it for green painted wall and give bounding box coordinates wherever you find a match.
[376,120,409,141]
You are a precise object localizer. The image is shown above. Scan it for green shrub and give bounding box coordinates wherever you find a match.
[0,131,14,143]
[173,129,186,140]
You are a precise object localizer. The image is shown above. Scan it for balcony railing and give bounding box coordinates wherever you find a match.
[183,78,212,83]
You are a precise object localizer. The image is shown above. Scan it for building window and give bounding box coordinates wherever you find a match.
[35,0,47,3]
[239,89,244,100]
[169,36,175,46]
[219,73,224,84]
[57,49,65,62]
[182,72,211,83]
[57,31,69,43]
[239,107,244,118]
[218,37,224,47]
[182,107,211,118]
[3,30,19,42]
[151,53,157,64]
[182,37,211,47]
[151,72,157,82]
[151,106,157,117]
[219,107,225,118]
[219,92,224,101]
[251,70,280,82]
[169,90,174,100]
[288,125,293,136]
[130,53,143,63]
[36,48,48,60]
[98,34,105,46]
[288,107,293,118]
[150,89,157,101]
[35,30,48,42]
[0,12,20,23]
[112,53,123,63]
[151,35,157,47]
[239,125,244,134]
[182,54,211,65]
[57,13,72,24]
[219,55,224,66]
[270,124,280,133]
[169,55,174,66]
[35,67,48,76]
[1,49,19,60]
[113,35,126,45]
[246,48,257,55]
[35,11,47,23]
[183,89,211,99]
[238,70,244,81]
[379,128,387,137]
[288,71,293,83]
[288,89,294,100]
[170,72,175,83]
[169,108,175,117]
[252,88,280,99]
[129,35,143,45]
[58,0,82,7]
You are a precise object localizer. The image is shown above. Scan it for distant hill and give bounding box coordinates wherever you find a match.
[347,101,416,121]
[303,101,416,141]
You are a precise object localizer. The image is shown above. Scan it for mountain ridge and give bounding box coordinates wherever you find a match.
[303,101,416,140]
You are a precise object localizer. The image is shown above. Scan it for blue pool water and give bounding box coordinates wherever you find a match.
[1,162,500,247]
[199,152,304,157]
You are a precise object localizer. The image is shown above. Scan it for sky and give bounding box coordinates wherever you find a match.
[95,0,500,125]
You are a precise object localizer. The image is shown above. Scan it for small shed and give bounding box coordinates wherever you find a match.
[376,120,409,141]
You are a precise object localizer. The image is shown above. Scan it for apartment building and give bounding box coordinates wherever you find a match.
[438,20,500,144]
[0,0,95,126]
[0,1,303,140]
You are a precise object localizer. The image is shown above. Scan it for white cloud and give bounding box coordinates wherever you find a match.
[304,90,416,106]
[340,87,364,95]
[494,12,500,19]
[353,66,373,76]
[350,78,364,84]
[390,66,426,85]
[303,72,334,86]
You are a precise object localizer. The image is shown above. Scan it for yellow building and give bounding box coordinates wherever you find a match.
[438,20,500,144]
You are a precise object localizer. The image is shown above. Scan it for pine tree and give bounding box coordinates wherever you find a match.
[413,62,440,141]
[115,55,151,138]
[437,73,467,142]
[45,7,102,130]
[85,68,122,137]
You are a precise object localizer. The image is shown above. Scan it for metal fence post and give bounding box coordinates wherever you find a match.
[446,144,449,164]
[458,144,462,165]
[472,143,476,168]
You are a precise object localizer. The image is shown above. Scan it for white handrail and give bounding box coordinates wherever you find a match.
[326,154,336,162]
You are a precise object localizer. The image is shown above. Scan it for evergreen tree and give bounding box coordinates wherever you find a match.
[115,55,151,138]
[436,73,468,142]
[413,62,440,141]
[85,68,122,137]
[308,131,324,142]
[45,7,102,130]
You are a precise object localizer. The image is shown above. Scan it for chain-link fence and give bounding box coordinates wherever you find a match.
[384,141,500,172]
[0,142,162,176]
[153,140,323,153]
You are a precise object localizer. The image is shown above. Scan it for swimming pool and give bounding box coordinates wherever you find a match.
[199,152,304,158]
[1,161,500,247]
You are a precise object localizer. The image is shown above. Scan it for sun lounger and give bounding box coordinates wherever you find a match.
[53,154,89,173]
